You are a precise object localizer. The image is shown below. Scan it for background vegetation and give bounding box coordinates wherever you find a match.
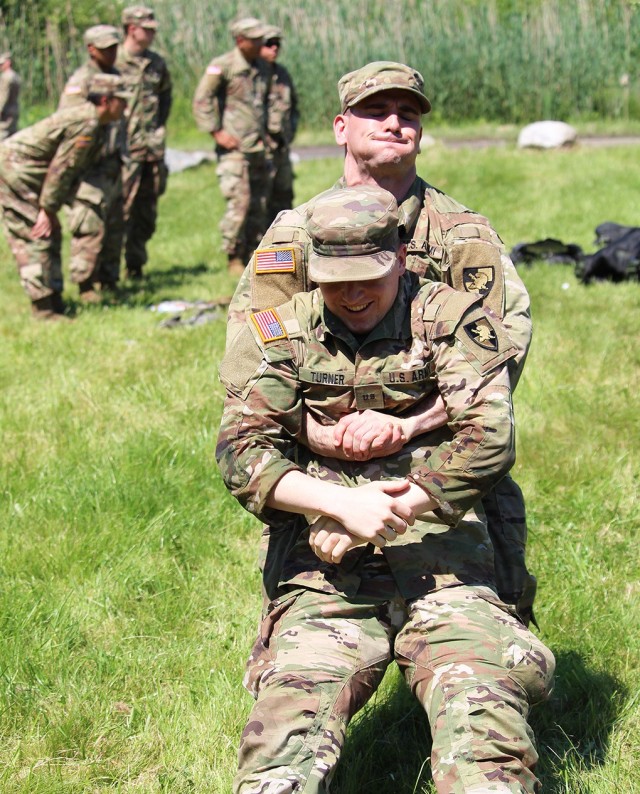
[0,141,639,791]
[2,0,640,132]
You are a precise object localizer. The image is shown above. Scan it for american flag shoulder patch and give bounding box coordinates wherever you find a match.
[74,134,93,148]
[254,246,297,275]
[250,308,288,344]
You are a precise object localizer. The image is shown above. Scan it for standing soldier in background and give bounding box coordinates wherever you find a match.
[261,25,299,225]
[59,25,127,301]
[0,74,129,320]
[193,17,270,277]
[0,51,20,140]
[117,5,171,280]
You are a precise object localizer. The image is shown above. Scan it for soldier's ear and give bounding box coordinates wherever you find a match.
[334,114,347,146]
[396,244,407,276]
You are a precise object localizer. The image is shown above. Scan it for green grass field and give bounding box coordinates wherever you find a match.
[0,142,639,792]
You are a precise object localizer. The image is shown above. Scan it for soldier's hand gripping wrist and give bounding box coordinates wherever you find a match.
[326,480,414,544]
[308,516,364,564]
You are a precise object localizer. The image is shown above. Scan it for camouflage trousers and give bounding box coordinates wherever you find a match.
[122,158,168,272]
[236,584,555,794]
[265,145,294,227]
[0,177,63,301]
[216,150,268,260]
[67,162,124,287]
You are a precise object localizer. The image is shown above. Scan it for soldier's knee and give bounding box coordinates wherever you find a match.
[506,634,555,707]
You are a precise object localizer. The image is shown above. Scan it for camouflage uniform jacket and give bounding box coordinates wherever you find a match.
[265,61,298,150]
[58,60,127,173]
[218,273,517,600]
[0,68,20,139]
[0,103,107,213]
[226,176,531,389]
[116,46,171,162]
[193,47,269,154]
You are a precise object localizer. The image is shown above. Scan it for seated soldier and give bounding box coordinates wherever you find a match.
[217,184,555,794]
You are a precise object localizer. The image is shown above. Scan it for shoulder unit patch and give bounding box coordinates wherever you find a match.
[463,316,498,351]
[250,308,288,343]
[463,266,494,297]
[254,246,297,275]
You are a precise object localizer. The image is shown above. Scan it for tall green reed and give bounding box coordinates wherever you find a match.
[2,0,638,126]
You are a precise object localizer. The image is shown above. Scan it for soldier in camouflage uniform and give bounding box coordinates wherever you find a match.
[260,25,299,225]
[117,5,171,280]
[0,74,129,320]
[217,185,555,793]
[193,17,270,277]
[59,25,127,301]
[226,61,538,626]
[0,51,20,141]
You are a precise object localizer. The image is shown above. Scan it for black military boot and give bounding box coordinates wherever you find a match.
[31,295,71,322]
[78,280,101,304]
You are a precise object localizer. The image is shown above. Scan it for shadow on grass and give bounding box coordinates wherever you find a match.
[64,263,215,315]
[533,648,626,792]
[332,675,433,794]
[330,650,625,793]
[136,262,214,294]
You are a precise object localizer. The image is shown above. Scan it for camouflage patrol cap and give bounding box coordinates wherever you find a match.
[230,17,266,39]
[262,25,283,42]
[122,5,159,29]
[0,52,11,66]
[84,25,121,49]
[307,186,400,283]
[88,73,131,100]
[338,61,431,114]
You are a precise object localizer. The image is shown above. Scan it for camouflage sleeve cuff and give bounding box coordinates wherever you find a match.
[223,452,302,522]
[406,472,485,526]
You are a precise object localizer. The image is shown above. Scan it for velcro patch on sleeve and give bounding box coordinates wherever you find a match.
[455,307,516,375]
[206,65,222,75]
[254,246,297,275]
[451,240,504,319]
[250,308,288,343]
[64,85,83,95]
[250,244,306,312]
[74,135,93,149]
[463,316,498,351]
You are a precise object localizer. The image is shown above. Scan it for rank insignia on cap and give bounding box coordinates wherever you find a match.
[250,308,287,343]
[254,246,297,275]
[463,266,494,297]
[464,317,498,351]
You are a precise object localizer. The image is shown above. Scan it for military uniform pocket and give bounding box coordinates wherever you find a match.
[67,203,102,236]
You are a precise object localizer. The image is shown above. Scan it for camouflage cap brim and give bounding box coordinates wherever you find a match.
[84,25,122,48]
[122,5,159,28]
[339,61,431,114]
[230,17,266,39]
[309,249,397,283]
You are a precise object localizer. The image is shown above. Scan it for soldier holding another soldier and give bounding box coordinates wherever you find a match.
[227,61,538,628]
